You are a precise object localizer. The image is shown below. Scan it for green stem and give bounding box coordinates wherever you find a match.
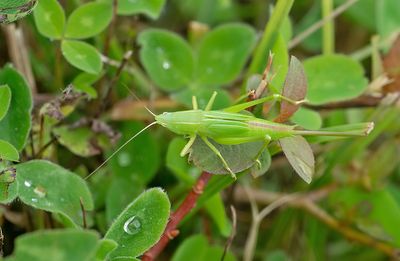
[371,35,382,79]
[322,0,334,54]
[246,0,294,78]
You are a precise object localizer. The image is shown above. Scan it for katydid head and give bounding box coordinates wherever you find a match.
[155,110,202,135]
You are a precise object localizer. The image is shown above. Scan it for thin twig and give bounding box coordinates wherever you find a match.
[34,135,58,159]
[100,50,133,113]
[221,205,237,261]
[298,200,400,258]
[2,23,36,93]
[103,0,118,56]
[0,226,3,257]
[235,186,400,258]
[289,0,359,49]
[243,186,300,261]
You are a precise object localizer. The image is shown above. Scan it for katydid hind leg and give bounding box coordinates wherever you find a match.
[200,136,236,179]
[180,135,197,157]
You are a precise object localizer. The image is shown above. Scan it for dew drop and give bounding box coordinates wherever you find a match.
[24,180,32,187]
[118,152,131,167]
[123,216,142,235]
[34,186,46,198]
[162,61,171,70]
[31,198,38,203]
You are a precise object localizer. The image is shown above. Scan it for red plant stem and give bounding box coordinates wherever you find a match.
[142,172,213,260]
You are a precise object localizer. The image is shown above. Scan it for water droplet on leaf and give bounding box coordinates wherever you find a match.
[34,186,46,198]
[118,152,131,167]
[123,216,142,235]
[162,61,171,70]
[31,198,38,203]
[24,180,32,187]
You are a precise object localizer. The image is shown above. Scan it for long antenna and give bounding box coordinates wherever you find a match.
[122,84,156,117]
[85,121,158,180]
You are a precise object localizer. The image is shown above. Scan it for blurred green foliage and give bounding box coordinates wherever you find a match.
[1,0,400,260]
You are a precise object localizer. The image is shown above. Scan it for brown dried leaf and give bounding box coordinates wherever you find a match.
[383,35,400,93]
[274,56,307,123]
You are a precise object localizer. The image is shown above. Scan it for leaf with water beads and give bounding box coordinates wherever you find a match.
[105,188,170,258]
[13,160,94,226]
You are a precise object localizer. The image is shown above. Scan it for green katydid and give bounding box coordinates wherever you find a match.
[87,56,374,183]
[87,91,373,182]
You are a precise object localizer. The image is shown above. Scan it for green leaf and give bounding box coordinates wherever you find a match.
[72,72,100,98]
[197,23,256,85]
[190,138,265,175]
[95,239,118,261]
[104,0,166,19]
[61,40,102,74]
[280,136,314,184]
[281,15,293,43]
[249,148,271,178]
[14,160,94,226]
[172,235,208,261]
[204,246,236,261]
[0,139,19,161]
[138,29,195,91]
[336,0,376,32]
[105,188,170,258]
[53,126,108,157]
[376,0,400,37]
[33,0,65,39]
[304,54,368,105]
[108,121,160,184]
[0,163,18,203]
[264,250,291,261]
[65,2,113,39]
[0,84,11,121]
[10,229,99,261]
[291,107,322,130]
[330,187,400,247]
[270,34,289,90]
[204,193,231,237]
[294,2,321,52]
[171,234,236,261]
[106,176,144,225]
[0,65,32,151]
